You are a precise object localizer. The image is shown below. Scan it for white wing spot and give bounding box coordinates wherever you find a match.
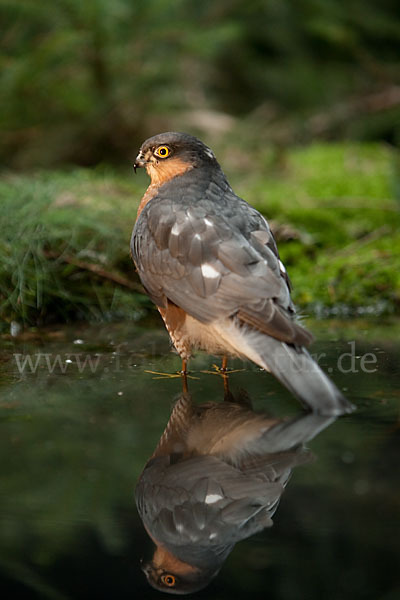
[205,493,223,504]
[209,532,217,540]
[201,263,220,279]
[194,233,202,241]
[204,218,213,227]
[204,148,215,160]
[278,259,286,273]
[171,223,180,236]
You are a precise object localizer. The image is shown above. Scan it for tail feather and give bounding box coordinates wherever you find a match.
[214,321,355,416]
[258,339,355,415]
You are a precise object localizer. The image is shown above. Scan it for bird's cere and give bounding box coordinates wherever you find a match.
[201,263,220,279]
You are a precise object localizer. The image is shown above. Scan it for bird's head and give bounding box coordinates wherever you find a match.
[140,545,220,595]
[133,132,219,186]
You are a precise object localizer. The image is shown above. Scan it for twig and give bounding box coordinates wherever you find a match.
[330,225,390,258]
[43,250,144,292]
[307,86,400,136]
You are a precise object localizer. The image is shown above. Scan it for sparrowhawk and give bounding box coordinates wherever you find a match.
[131,132,354,416]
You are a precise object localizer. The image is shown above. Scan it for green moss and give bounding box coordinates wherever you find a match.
[234,142,400,316]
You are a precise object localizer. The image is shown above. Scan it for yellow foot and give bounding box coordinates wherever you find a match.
[144,370,199,380]
[201,364,245,376]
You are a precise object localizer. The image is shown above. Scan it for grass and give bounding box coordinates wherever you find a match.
[0,142,399,330]
[0,168,146,326]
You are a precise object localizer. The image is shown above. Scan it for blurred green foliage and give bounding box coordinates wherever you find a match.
[0,142,398,327]
[1,0,400,168]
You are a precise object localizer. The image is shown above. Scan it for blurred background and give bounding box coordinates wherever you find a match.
[1,4,400,599]
[1,0,400,325]
[2,0,400,167]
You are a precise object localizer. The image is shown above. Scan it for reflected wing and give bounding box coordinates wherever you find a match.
[136,454,285,556]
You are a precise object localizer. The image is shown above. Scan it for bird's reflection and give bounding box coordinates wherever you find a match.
[135,378,335,595]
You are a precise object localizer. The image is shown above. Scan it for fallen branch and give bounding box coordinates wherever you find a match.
[307,86,400,137]
[43,250,144,293]
[330,225,391,258]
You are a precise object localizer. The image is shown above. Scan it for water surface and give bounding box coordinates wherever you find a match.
[0,319,399,599]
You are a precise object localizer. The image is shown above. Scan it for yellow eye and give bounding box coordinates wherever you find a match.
[154,145,170,158]
[161,574,176,587]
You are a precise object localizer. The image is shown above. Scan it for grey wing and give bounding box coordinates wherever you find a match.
[132,176,312,346]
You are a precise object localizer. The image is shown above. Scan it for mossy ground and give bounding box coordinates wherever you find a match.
[0,142,399,329]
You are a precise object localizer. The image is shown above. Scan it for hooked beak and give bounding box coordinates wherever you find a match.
[140,560,152,579]
[133,151,147,174]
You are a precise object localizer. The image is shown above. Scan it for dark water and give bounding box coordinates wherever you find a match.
[0,319,399,599]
